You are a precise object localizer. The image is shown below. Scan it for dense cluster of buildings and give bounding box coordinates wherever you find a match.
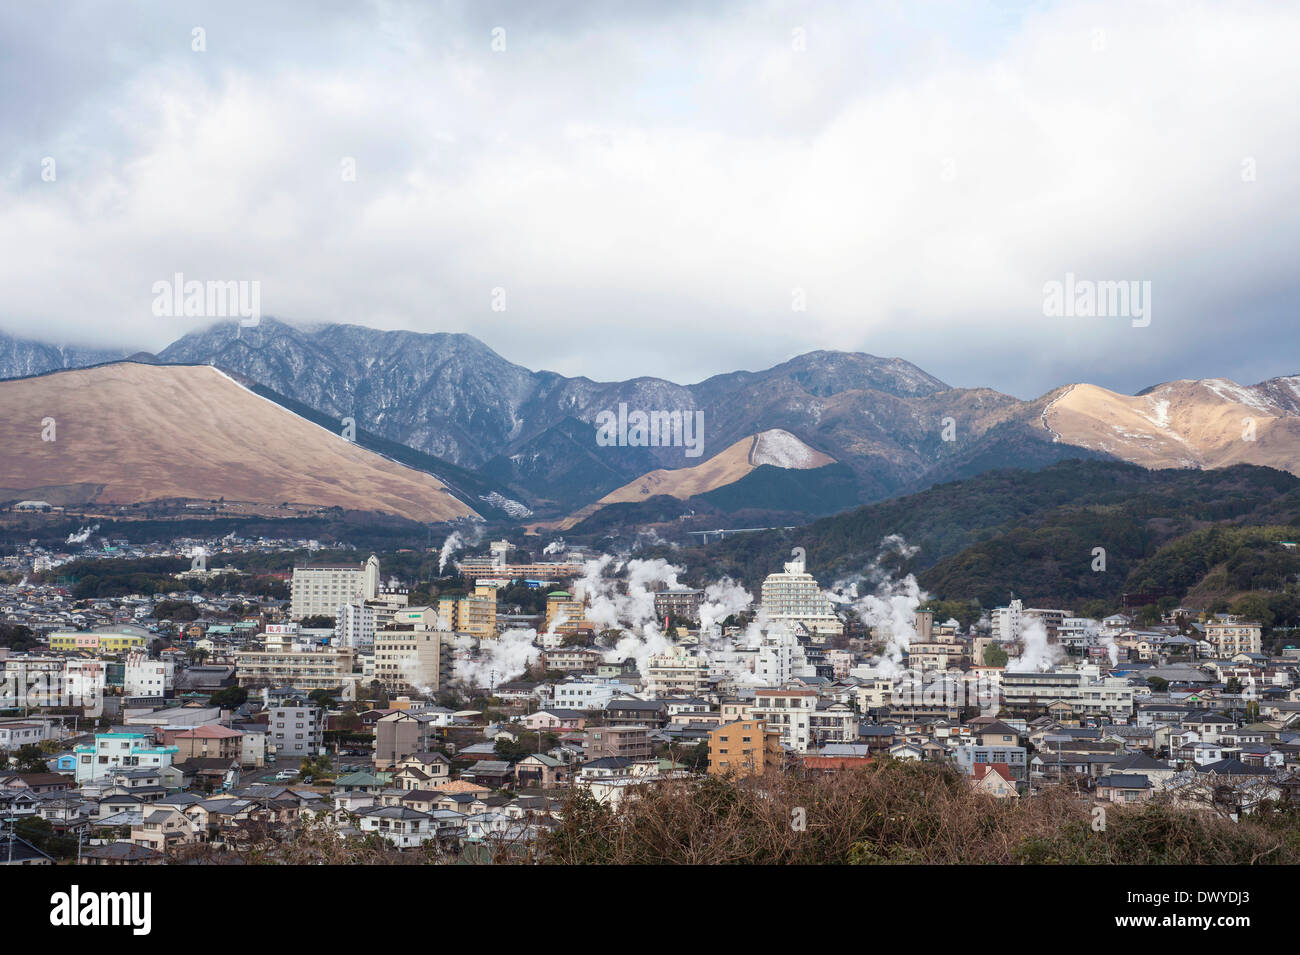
[3,538,1298,864]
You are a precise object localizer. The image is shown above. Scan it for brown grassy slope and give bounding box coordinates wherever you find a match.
[1047,380,1300,475]
[545,429,834,531]
[0,362,476,521]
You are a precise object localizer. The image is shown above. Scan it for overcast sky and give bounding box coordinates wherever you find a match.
[1,0,1297,398]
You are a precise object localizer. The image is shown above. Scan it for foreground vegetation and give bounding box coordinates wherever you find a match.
[538,762,1300,865]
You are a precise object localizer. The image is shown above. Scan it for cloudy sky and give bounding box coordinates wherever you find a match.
[1,0,1297,398]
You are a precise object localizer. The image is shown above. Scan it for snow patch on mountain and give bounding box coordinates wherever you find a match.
[1201,378,1275,414]
[1145,397,1171,430]
[751,429,828,469]
[479,492,533,519]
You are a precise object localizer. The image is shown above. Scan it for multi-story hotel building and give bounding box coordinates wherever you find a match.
[645,646,710,698]
[290,555,380,619]
[373,622,452,696]
[438,584,499,638]
[759,558,843,640]
[1205,615,1263,657]
[234,643,356,691]
[750,687,818,752]
[653,588,705,622]
[457,539,586,582]
[545,590,588,634]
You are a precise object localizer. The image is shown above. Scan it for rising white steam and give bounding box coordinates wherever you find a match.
[831,536,929,676]
[438,532,464,574]
[66,524,99,545]
[454,629,542,691]
[1007,617,1066,672]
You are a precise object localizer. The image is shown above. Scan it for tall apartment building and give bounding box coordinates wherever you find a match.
[750,687,818,752]
[584,724,652,760]
[545,590,588,634]
[992,599,1067,642]
[373,625,452,696]
[1205,615,1263,657]
[759,558,843,640]
[653,588,705,622]
[123,650,173,698]
[438,584,499,638]
[63,659,107,713]
[809,701,858,747]
[267,701,324,758]
[708,719,783,776]
[753,629,814,685]
[290,555,380,619]
[645,646,710,697]
[336,602,377,650]
[374,711,443,768]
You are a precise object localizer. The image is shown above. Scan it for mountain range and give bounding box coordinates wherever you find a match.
[0,320,1297,526]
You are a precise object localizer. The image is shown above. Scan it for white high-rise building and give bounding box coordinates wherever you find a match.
[124,650,173,697]
[290,555,380,619]
[759,558,843,640]
[992,599,1067,643]
[336,602,377,650]
[645,646,710,698]
[753,629,816,685]
[992,599,1024,642]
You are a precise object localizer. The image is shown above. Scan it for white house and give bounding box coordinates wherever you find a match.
[356,805,436,848]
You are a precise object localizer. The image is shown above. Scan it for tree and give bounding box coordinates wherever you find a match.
[309,689,338,709]
[208,686,248,708]
[155,599,200,622]
[1230,594,1275,628]
[1135,603,1162,626]
[983,645,1008,667]
[12,744,50,773]
[0,623,39,651]
[494,738,529,762]
[1077,599,1109,620]
[15,816,77,860]
[680,740,709,773]
[299,754,334,780]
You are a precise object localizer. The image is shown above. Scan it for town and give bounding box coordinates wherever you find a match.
[1,535,1296,866]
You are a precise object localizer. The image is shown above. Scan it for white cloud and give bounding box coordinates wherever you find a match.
[1,0,1297,397]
